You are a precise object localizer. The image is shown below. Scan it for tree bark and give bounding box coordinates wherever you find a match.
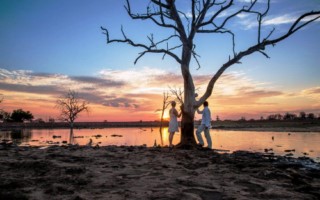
[178,110,197,149]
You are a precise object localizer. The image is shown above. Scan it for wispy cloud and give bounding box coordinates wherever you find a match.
[102,97,138,108]
[70,76,125,87]
[182,0,270,19]
[303,87,320,95]
[263,14,295,25]
[0,82,62,95]
[238,12,320,30]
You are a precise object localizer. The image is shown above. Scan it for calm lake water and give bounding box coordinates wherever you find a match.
[1,127,319,162]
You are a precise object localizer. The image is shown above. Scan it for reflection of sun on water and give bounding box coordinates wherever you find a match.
[159,127,180,147]
[160,127,171,146]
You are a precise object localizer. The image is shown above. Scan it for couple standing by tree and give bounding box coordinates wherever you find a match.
[168,101,212,149]
[102,0,319,148]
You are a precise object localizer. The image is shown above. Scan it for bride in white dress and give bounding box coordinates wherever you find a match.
[168,101,181,148]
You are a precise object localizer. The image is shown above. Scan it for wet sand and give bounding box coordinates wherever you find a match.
[0,145,319,200]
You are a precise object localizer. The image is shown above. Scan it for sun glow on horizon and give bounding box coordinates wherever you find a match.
[162,111,170,121]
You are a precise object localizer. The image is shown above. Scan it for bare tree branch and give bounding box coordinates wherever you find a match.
[196,10,320,107]
[101,0,189,65]
[156,91,170,131]
[169,86,184,105]
[192,44,202,70]
[258,50,270,59]
[269,11,320,44]
[56,90,89,125]
[195,0,259,34]
[101,26,182,64]
[125,0,176,30]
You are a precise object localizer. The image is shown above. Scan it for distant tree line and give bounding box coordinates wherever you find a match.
[0,96,34,122]
[265,112,319,121]
[0,109,34,122]
[219,111,320,122]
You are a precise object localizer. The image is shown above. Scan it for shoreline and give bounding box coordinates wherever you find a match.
[212,127,320,132]
[2,127,320,133]
[0,145,319,199]
[1,120,320,132]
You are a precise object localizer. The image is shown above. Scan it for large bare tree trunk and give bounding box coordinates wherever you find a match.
[177,61,198,149]
[179,111,196,149]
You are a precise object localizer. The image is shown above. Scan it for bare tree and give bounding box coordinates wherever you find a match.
[56,90,89,129]
[155,91,170,146]
[155,91,170,129]
[0,95,6,121]
[156,87,183,129]
[101,0,320,148]
[156,88,183,145]
[160,92,170,129]
[0,95,3,112]
[169,86,184,105]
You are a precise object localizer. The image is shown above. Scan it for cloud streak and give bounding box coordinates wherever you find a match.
[0,82,62,95]
[238,12,320,30]
[70,76,125,87]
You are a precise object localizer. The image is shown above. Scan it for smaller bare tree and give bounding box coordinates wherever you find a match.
[155,91,170,146]
[156,88,184,130]
[156,89,183,146]
[56,90,89,129]
[169,86,184,105]
[0,95,5,121]
[155,91,170,130]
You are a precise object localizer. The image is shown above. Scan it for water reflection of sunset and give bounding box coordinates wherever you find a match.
[1,128,319,161]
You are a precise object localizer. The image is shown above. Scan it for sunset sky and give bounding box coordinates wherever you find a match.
[0,0,319,122]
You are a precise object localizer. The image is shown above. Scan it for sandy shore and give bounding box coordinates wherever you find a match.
[0,145,319,200]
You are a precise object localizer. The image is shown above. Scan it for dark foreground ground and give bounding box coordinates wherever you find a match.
[0,145,319,200]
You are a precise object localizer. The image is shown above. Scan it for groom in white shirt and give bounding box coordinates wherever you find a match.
[196,101,212,149]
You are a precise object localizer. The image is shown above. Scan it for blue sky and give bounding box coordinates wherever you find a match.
[0,0,319,121]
